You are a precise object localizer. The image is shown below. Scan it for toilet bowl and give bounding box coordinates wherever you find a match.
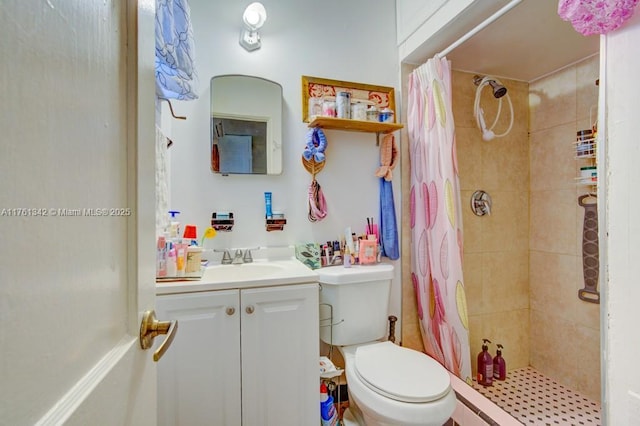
[318,265,456,426]
[339,342,456,426]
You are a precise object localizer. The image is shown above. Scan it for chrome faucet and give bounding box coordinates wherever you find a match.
[215,247,257,265]
[232,249,244,264]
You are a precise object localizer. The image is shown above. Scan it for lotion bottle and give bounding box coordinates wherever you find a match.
[166,246,177,277]
[493,343,506,381]
[477,338,493,386]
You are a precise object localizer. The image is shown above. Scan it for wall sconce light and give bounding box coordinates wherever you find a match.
[239,2,267,52]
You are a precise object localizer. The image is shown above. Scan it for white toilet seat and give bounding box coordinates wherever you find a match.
[354,341,451,403]
[341,342,457,426]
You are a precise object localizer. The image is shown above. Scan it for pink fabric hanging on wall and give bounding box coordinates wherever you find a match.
[558,0,640,35]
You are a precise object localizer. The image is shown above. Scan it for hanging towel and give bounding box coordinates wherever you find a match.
[155,0,199,100]
[377,134,399,260]
[155,126,170,236]
[379,178,399,260]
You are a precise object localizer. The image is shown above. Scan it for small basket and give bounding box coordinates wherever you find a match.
[302,156,326,177]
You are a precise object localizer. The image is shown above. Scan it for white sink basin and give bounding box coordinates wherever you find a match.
[156,258,319,294]
[202,262,287,282]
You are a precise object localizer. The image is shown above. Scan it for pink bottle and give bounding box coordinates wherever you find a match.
[477,339,493,386]
[493,344,507,381]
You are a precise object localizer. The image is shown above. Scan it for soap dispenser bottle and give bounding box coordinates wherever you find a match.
[493,343,506,381]
[477,338,493,386]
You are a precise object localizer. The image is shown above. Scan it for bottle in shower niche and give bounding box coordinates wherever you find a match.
[477,339,493,386]
[493,344,506,381]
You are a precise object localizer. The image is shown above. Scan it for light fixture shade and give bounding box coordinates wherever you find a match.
[240,2,267,51]
[242,2,267,30]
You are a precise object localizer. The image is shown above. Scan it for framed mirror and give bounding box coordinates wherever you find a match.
[210,75,283,175]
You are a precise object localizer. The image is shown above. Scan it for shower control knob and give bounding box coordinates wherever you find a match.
[226,307,235,316]
[245,305,255,314]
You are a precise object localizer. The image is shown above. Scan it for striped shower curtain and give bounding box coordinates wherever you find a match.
[407,57,471,382]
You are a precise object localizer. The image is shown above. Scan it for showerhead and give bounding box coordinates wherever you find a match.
[473,75,508,98]
[488,80,507,98]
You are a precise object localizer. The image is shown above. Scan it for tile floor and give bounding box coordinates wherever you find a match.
[471,367,601,425]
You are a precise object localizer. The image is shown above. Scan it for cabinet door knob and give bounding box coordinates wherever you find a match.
[245,305,255,314]
[226,306,235,316]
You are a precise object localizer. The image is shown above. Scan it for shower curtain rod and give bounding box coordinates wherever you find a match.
[437,0,523,58]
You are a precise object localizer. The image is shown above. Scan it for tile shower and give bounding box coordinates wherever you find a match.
[401,55,601,425]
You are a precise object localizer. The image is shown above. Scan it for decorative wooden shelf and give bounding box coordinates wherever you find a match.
[307,116,403,134]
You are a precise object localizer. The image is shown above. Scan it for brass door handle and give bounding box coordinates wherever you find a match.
[139,310,178,362]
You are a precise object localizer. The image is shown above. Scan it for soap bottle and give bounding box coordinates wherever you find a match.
[166,244,177,277]
[493,343,506,381]
[168,210,181,239]
[477,338,493,386]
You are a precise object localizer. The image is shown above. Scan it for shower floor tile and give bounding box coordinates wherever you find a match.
[471,367,601,425]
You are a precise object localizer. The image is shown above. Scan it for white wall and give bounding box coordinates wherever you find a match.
[604,10,640,425]
[168,0,403,327]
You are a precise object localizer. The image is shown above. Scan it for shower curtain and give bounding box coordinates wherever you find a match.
[408,57,471,382]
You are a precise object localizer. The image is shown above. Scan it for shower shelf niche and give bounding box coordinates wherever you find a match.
[574,133,597,188]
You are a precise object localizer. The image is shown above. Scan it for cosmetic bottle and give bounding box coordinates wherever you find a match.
[493,344,506,381]
[156,236,167,277]
[166,246,177,276]
[477,338,493,386]
[343,246,351,268]
[359,238,377,265]
[168,210,181,239]
[264,192,273,219]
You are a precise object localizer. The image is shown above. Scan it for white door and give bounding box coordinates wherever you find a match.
[0,1,159,425]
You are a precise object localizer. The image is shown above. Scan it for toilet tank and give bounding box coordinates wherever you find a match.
[318,264,394,346]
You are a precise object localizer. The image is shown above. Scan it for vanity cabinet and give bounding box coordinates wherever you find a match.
[156,282,319,426]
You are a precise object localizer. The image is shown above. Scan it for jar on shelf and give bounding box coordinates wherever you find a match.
[379,107,394,123]
[366,106,379,122]
[322,98,336,117]
[308,97,323,118]
[351,101,367,121]
[336,91,351,119]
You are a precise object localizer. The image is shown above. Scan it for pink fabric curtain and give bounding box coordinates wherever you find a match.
[407,57,471,382]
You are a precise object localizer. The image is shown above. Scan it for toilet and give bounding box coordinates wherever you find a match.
[318,264,456,426]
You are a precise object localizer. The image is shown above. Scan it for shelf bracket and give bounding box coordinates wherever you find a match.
[376,132,381,146]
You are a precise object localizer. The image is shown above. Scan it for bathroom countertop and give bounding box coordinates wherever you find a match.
[156,256,319,295]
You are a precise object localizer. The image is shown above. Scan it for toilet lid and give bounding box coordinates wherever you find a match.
[354,342,451,403]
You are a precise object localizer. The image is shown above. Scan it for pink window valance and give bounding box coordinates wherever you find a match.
[558,0,639,35]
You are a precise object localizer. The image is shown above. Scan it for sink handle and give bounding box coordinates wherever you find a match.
[214,249,232,264]
[243,249,253,263]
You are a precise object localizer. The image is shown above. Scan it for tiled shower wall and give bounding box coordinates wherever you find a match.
[528,55,600,402]
[453,71,531,377]
[401,57,601,402]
